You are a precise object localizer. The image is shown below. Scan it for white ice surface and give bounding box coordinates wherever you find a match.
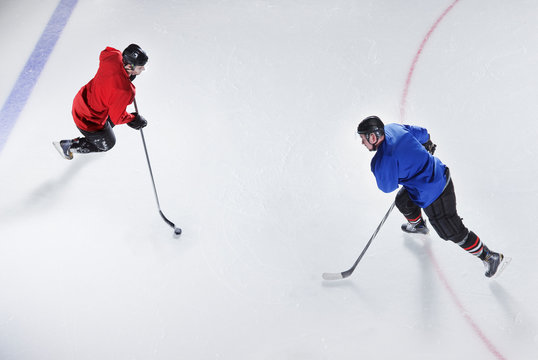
[1,0,537,359]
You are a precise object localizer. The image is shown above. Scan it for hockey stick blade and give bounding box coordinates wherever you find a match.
[322,201,396,281]
[160,210,182,235]
[322,272,345,281]
[322,267,355,281]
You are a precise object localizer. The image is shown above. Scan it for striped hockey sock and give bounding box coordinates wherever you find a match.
[406,214,424,227]
[401,213,429,234]
[457,231,486,258]
[457,231,509,277]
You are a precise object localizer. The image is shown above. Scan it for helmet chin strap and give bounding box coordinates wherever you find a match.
[124,64,137,81]
[368,133,379,151]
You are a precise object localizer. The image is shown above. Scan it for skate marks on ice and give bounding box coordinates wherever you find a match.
[403,234,509,360]
[489,282,538,353]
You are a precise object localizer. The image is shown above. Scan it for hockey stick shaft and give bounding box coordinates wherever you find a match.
[322,201,395,280]
[134,98,181,234]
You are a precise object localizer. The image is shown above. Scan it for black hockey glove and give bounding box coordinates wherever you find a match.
[127,113,147,130]
[422,139,437,155]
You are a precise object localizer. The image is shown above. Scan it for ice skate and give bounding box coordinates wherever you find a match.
[401,219,429,235]
[53,140,73,160]
[482,250,511,278]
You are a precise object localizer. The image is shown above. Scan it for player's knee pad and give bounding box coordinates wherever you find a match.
[429,215,468,242]
[90,136,116,152]
[395,188,421,219]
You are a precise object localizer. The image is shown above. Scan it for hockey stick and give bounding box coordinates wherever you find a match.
[322,201,395,280]
[134,98,182,236]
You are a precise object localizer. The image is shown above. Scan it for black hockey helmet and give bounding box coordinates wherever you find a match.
[357,115,384,138]
[122,44,148,67]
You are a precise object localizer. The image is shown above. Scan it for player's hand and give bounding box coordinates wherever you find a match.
[422,139,436,155]
[127,113,147,130]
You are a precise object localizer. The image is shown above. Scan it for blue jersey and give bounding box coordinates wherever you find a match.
[371,123,447,208]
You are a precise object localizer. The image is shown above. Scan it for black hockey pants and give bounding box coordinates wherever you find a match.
[395,169,469,244]
[74,119,116,153]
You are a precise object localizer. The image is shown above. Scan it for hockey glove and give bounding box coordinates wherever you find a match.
[127,113,147,130]
[422,139,437,155]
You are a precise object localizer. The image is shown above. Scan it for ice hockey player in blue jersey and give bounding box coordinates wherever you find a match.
[357,115,508,278]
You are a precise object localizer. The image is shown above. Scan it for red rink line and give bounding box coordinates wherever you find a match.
[398,1,507,359]
[426,246,506,360]
[399,0,460,123]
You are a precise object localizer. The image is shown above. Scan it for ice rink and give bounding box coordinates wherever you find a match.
[1,0,537,359]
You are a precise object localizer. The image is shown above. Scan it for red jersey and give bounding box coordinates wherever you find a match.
[72,47,136,132]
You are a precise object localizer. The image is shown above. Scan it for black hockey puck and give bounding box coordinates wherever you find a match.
[174,227,182,235]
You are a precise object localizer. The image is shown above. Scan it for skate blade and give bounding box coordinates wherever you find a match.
[491,256,511,279]
[52,141,73,160]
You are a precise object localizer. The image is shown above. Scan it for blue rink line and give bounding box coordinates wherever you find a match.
[0,0,79,154]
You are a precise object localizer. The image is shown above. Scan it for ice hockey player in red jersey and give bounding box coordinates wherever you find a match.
[53,44,148,159]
